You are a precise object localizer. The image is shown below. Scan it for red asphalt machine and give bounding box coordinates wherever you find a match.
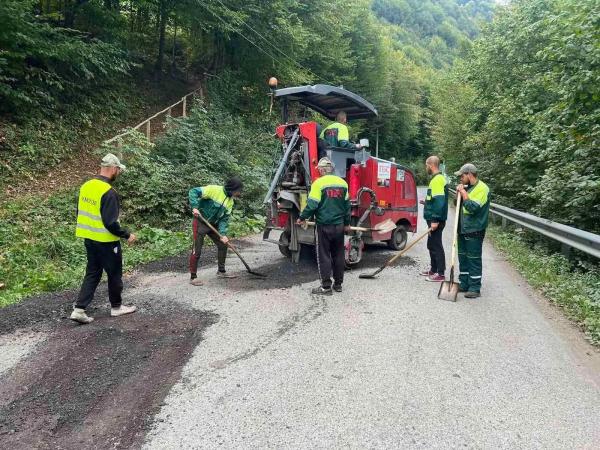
[262,84,418,265]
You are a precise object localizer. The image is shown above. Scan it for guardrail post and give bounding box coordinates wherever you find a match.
[146,120,151,140]
[168,107,172,117]
[182,96,187,117]
[501,217,507,229]
[561,243,571,258]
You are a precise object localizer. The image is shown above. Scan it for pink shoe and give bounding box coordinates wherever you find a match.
[420,270,433,277]
[426,274,445,282]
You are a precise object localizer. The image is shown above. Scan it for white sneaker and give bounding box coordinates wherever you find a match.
[110,305,137,317]
[70,308,94,324]
[190,278,204,286]
[216,271,238,279]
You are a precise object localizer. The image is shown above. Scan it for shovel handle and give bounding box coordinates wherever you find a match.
[304,221,370,232]
[385,227,432,267]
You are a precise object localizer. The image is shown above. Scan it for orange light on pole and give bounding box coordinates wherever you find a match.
[268,77,278,113]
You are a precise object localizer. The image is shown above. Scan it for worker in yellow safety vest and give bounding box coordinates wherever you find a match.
[320,111,363,149]
[71,153,138,324]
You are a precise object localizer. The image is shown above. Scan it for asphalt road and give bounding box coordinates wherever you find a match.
[1,193,599,449]
[142,198,600,449]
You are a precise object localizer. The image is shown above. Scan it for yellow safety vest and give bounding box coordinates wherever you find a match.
[75,178,120,242]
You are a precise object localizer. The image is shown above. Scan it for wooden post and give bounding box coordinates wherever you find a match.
[146,120,151,140]
[182,96,187,117]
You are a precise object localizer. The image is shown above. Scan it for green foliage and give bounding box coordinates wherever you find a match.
[0,0,132,115]
[489,226,600,346]
[432,0,600,233]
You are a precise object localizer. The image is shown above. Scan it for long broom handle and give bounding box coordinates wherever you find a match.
[304,221,370,232]
[385,227,432,267]
[449,193,462,272]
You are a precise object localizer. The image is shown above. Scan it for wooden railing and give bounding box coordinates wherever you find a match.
[104,87,204,145]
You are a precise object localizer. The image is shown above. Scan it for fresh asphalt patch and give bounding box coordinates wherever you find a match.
[0,248,219,450]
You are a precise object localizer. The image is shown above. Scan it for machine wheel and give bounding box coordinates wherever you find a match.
[278,230,292,257]
[387,225,407,250]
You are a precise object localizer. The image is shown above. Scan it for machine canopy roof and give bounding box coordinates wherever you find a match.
[274,84,378,120]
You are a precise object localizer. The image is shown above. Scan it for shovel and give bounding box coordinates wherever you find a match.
[359,227,432,279]
[196,212,267,278]
[304,218,397,233]
[438,193,462,301]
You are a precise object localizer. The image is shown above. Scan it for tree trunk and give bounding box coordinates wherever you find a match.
[154,0,169,77]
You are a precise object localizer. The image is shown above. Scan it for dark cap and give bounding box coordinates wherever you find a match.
[454,163,478,176]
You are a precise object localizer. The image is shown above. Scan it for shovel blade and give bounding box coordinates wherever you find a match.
[438,280,459,302]
[372,218,396,233]
[358,273,377,279]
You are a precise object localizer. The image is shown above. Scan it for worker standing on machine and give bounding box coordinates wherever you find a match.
[421,155,448,282]
[320,111,362,149]
[297,158,351,295]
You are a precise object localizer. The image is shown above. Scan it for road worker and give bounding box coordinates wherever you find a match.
[320,111,362,149]
[297,157,351,295]
[455,163,490,298]
[71,153,137,324]
[188,177,243,286]
[421,155,448,282]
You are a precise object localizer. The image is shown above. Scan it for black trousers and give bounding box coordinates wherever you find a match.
[76,239,123,309]
[316,224,345,289]
[426,221,446,275]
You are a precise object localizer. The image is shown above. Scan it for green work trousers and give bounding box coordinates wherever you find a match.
[457,232,484,293]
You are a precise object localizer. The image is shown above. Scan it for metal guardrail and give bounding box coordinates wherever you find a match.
[449,188,600,258]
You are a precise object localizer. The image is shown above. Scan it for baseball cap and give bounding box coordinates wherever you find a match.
[317,157,335,169]
[101,153,126,170]
[454,163,477,176]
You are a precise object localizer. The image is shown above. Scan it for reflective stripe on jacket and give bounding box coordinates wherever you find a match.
[188,185,234,235]
[459,180,490,234]
[76,178,120,242]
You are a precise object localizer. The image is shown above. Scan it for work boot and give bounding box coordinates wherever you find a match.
[333,284,343,293]
[217,271,238,279]
[419,269,433,277]
[190,278,204,286]
[70,308,94,324]
[464,291,481,298]
[311,286,333,296]
[426,274,445,282]
[111,305,137,317]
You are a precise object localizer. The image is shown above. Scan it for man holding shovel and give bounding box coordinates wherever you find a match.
[297,157,351,295]
[455,164,490,298]
[188,177,243,286]
[421,156,448,282]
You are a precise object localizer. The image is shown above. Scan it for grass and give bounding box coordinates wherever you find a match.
[488,225,600,346]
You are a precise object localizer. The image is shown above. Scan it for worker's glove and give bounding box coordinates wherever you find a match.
[192,208,200,217]
[220,236,229,244]
[296,218,307,230]
[430,222,439,231]
[127,233,137,245]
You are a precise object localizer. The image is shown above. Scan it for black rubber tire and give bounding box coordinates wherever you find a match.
[278,231,292,258]
[387,225,408,250]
